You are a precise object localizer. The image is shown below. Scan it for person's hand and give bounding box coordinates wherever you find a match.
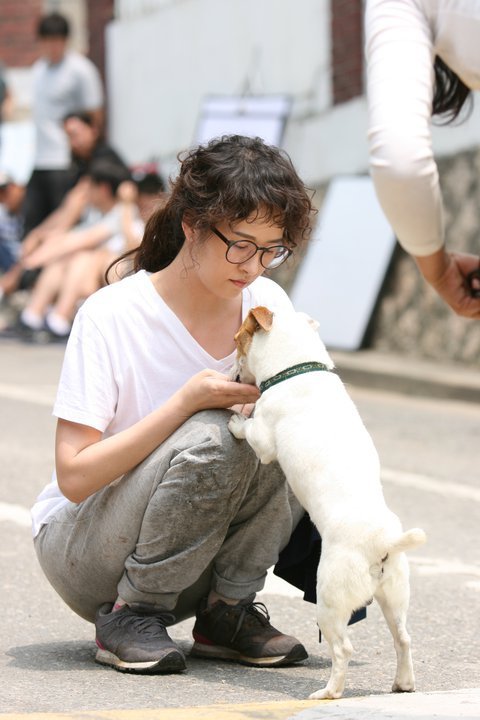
[176,370,259,416]
[117,180,138,204]
[414,248,480,319]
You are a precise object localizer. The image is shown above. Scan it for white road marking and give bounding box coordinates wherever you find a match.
[261,568,303,598]
[2,465,479,598]
[0,382,56,407]
[382,466,480,503]
[0,502,31,527]
[411,555,480,579]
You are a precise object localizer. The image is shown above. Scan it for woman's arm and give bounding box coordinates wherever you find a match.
[56,369,260,504]
[365,0,443,257]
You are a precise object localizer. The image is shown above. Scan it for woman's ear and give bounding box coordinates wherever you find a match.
[181,218,194,244]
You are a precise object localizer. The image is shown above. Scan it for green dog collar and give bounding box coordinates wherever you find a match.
[259,361,331,393]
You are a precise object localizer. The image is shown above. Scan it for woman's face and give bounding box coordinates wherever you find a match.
[183,213,286,300]
[64,117,98,158]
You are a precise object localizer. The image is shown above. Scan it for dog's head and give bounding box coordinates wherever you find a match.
[231,305,333,387]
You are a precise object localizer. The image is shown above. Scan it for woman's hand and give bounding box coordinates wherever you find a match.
[177,369,259,416]
[415,248,480,319]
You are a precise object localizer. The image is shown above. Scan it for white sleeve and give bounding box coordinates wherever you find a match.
[53,309,117,433]
[247,277,295,314]
[365,0,444,256]
[77,57,104,111]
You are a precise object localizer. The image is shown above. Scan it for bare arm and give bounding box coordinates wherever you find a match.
[21,180,90,257]
[56,370,260,504]
[23,220,113,268]
[117,181,143,250]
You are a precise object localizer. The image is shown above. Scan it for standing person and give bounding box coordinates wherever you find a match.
[0,61,13,137]
[23,12,103,237]
[32,135,315,675]
[365,0,480,319]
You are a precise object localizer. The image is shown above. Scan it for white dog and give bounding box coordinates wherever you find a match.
[228,306,426,700]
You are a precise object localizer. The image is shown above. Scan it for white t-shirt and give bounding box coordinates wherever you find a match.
[365,0,480,256]
[31,270,294,536]
[32,51,103,169]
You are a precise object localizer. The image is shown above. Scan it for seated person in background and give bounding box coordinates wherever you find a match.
[0,174,25,285]
[0,111,129,299]
[108,167,167,281]
[10,160,133,341]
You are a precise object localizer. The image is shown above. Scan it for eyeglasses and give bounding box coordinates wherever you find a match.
[211,227,292,270]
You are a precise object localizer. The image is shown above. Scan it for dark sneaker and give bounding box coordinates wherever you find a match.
[0,316,36,341]
[95,603,186,674]
[191,597,308,667]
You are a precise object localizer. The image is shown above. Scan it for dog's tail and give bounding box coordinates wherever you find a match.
[389,528,426,554]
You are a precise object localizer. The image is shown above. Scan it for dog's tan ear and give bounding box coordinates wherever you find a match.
[250,306,273,332]
[234,306,273,355]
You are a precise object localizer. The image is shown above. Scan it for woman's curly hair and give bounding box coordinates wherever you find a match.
[111,135,315,278]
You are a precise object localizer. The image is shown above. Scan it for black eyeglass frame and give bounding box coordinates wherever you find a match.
[211,227,292,270]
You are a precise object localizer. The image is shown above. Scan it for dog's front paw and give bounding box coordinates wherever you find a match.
[309,687,343,700]
[228,412,247,439]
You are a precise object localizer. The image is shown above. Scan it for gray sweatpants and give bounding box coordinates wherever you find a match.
[34,410,303,624]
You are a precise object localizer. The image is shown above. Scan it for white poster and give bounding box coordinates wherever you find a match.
[194,95,292,147]
[289,176,396,351]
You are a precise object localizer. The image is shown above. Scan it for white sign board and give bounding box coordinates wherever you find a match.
[0,121,35,184]
[289,176,395,351]
[194,95,292,147]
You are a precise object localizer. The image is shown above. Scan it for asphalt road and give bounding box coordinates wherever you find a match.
[1,339,479,715]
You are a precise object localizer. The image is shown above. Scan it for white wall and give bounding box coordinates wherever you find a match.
[107,0,480,188]
[106,0,332,179]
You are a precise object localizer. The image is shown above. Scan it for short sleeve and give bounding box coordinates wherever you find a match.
[245,276,295,315]
[77,57,104,111]
[53,309,117,432]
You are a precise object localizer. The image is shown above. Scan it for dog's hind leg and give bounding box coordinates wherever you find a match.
[309,602,353,700]
[374,553,415,693]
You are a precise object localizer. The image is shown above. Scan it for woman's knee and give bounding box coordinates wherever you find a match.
[182,409,258,468]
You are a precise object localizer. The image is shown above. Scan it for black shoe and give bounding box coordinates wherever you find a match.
[95,603,186,674]
[191,596,308,667]
[0,316,36,341]
[24,325,69,345]
[1,316,69,344]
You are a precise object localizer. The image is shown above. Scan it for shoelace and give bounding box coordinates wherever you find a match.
[112,609,176,638]
[230,601,271,642]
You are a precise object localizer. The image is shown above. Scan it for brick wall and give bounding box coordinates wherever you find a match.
[86,0,114,84]
[330,0,364,104]
[0,0,42,68]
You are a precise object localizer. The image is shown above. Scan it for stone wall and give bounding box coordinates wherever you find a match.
[274,148,480,367]
[368,147,480,367]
